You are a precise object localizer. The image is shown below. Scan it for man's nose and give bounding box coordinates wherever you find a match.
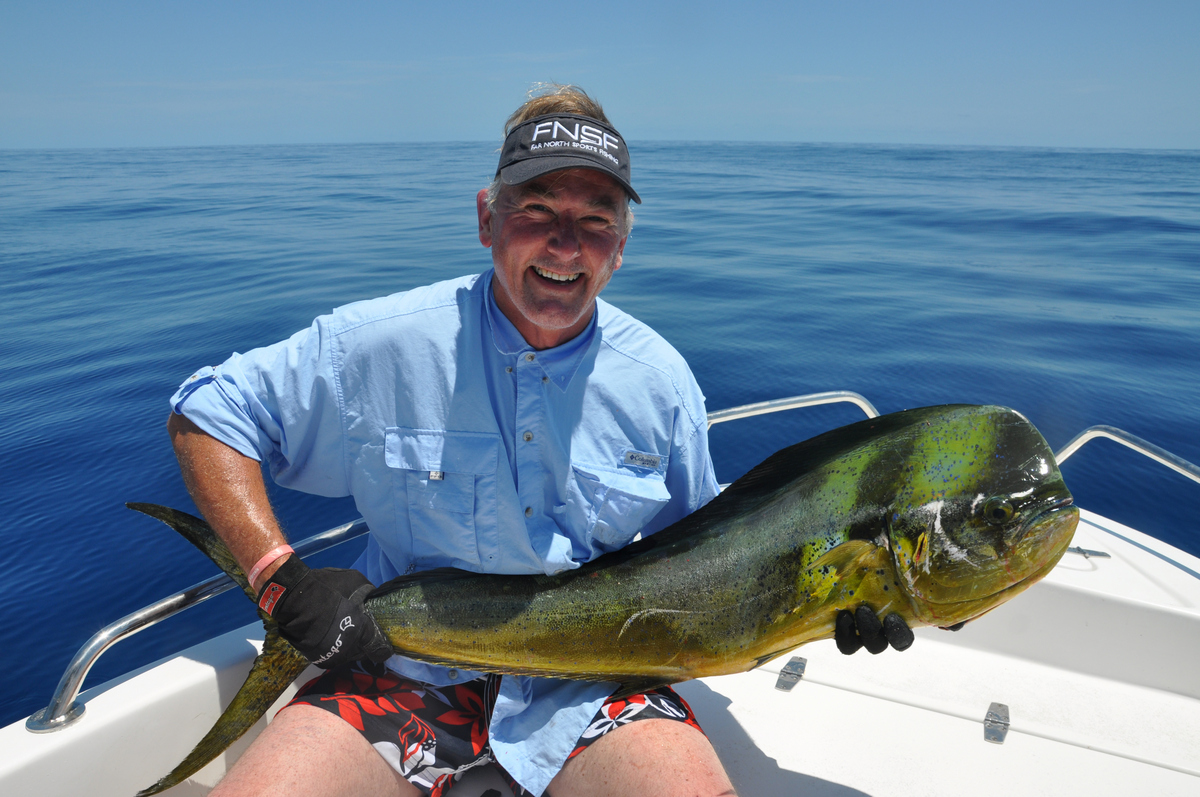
[546,215,581,258]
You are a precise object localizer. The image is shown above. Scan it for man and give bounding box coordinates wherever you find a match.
[168,85,735,797]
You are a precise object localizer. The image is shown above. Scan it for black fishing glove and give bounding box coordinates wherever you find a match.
[256,555,392,669]
[835,605,914,655]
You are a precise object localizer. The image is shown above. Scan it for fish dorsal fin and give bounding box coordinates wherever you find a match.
[639,406,971,550]
[369,566,481,598]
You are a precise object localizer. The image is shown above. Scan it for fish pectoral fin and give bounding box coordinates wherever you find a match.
[805,540,897,609]
[808,539,884,577]
[609,677,675,701]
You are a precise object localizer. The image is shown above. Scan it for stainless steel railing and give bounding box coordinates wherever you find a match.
[706,394,1200,488]
[27,392,1199,732]
[1055,425,1200,486]
[706,390,879,427]
[27,518,370,732]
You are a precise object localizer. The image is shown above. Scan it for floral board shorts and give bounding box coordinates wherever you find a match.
[286,662,704,797]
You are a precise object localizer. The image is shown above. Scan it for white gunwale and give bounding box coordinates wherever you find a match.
[4,392,1198,796]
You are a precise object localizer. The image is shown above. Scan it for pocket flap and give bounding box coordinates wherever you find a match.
[575,466,671,504]
[571,465,672,552]
[385,428,499,474]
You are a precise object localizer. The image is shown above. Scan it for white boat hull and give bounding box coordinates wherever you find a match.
[3,509,1197,796]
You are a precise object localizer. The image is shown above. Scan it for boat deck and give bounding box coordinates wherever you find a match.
[3,508,1197,796]
[686,507,1200,796]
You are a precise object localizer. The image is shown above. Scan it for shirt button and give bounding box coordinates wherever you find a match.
[448,669,458,680]
[525,506,533,517]
[525,353,535,362]
[523,431,533,442]
[542,376,549,383]
[505,366,513,373]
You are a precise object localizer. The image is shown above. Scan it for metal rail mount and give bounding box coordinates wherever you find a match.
[28,391,1199,732]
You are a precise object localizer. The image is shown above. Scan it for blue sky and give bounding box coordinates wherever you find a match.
[3,1,1197,149]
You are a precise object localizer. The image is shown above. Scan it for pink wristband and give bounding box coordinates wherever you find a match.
[248,544,294,591]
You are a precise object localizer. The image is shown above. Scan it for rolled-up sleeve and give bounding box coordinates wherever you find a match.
[668,416,720,522]
[169,318,351,498]
[638,386,720,538]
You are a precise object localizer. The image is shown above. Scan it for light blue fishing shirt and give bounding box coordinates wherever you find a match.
[170,270,719,796]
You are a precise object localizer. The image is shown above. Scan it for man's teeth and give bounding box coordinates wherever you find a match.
[535,267,580,283]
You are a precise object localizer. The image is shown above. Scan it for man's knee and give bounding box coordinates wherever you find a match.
[548,718,736,797]
[212,704,418,797]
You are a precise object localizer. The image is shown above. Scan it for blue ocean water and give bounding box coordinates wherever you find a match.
[1,142,1198,729]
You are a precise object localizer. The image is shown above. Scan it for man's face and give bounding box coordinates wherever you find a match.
[478,168,628,350]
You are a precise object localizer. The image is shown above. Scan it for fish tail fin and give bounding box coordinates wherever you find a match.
[127,503,313,793]
[136,628,311,796]
[126,502,257,602]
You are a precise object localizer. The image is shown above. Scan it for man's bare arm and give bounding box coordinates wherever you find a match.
[167,412,291,590]
[167,412,392,667]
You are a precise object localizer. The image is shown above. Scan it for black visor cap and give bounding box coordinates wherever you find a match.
[496,113,640,204]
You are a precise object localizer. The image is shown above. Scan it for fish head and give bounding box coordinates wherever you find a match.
[883,406,1078,626]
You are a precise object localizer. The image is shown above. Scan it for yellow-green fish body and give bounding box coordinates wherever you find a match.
[130,404,1077,794]
[368,404,1077,682]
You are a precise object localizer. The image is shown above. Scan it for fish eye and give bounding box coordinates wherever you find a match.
[982,498,1015,525]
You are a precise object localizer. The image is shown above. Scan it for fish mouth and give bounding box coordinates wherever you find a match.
[913,502,1078,625]
[534,265,581,283]
[1020,495,1075,536]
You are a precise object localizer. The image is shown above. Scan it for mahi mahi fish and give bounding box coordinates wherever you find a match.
[129,404,1077,795]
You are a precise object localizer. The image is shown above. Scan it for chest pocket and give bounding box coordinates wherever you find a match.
[567,466,671,554]
[385,428,499,567]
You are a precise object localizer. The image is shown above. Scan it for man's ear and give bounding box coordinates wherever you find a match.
[477,188,493,248]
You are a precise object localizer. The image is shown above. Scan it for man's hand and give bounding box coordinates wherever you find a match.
[835,605,914,654]
[257,556,392,668]
[170,413,390,668]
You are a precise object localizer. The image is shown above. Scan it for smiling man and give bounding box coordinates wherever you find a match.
[482,166,628,350]
[167,85,736,797]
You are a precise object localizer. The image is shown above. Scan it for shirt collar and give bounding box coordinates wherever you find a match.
[483,269,597,392]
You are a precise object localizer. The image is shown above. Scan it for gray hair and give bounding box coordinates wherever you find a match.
[486,83,635,235]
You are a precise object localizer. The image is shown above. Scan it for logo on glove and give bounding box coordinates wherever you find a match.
[314,633,344,665]
[257,583,286,615]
